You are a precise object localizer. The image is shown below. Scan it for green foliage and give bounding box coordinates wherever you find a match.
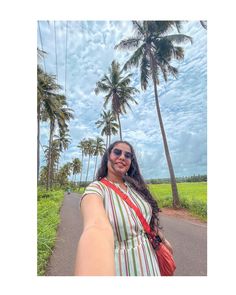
[146,175,207,184]
[37,187,57,200]
[37,189,64,275]
[149,182,207,221]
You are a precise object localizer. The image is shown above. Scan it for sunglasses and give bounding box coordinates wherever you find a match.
[112,148,133,160]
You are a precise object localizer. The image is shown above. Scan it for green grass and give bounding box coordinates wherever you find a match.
[148,182,207,221]
[72,187,85,194]
[37,189,64,275]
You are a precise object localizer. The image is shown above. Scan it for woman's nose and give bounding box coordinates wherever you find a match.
[119,152,125,159]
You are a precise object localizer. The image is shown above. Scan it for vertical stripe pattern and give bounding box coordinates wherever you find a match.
[81,180,161,276]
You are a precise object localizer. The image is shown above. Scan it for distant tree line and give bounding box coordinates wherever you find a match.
[69,174,207,189]
[146,174,207,184]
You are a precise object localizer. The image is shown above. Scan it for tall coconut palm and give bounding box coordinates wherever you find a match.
[41,93,74,190]
[95,60,139,140]
[71,158,82,184]
[57,162,72,187]
[37,65,60,185]
[77,139,88,189]
[93,137,106,180]
[54,127,71,152]
[95,110,119,148]
[53,127,71,173]
[39,166,48,186]
[44,139,61,186]
[84,138,95,188]
[115,21,192,208]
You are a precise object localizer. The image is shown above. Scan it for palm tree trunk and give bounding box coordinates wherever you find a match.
[84,155,91,191]
[37,110,40,186]
[47,121,54,190]
[152,76,180,208]
[78,152,84,189]
[117,114,122,140]
[105,136,108,149]
[93,155,98,180]
[74,174,76,187]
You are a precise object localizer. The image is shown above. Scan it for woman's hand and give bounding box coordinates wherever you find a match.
[157,230,173,254]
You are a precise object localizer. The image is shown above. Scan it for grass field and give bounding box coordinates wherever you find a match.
[148,182,207,221]
[37,189,64,275]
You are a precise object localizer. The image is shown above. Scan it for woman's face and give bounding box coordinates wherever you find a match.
[107,143,133,177]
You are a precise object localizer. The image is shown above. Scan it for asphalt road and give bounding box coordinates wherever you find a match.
[158,214,207,276]
[45,192,207,276]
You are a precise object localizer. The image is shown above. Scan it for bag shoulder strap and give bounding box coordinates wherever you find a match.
[100,178,152,235]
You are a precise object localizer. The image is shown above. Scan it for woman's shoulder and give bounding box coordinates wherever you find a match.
[86,180,106,190]
[80,180,106,207]
[82,180,107,198]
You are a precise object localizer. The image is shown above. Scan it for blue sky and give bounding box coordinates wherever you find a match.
[37,20,207,181]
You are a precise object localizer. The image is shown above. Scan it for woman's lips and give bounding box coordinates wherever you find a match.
[115,161,126,168]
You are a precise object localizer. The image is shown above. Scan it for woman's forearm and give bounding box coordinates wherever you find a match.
[74,225,115,276]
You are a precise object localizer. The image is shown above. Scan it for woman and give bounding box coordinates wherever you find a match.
[74,140,172,276]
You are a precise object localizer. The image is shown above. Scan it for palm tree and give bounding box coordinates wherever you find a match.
[71,158,82,184]
[77,139,88,189]
[115,21,192,208]
[84,138,95,188]
[37,65,60,185]
[44,140,61,187]
[37,47,46,64]
[57,162,72,187]
[39,166,48,186]
[54,128,71,152]
[95,60,139,140]
[46,97,67,189]
[53,127,71,173]
[95,110,119,148]
[40,92,74,190]
[93,137,106,180]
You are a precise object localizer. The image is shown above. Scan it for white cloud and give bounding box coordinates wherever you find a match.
[38,20,207,180]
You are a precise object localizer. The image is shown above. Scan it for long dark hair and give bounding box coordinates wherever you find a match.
[96,140,161,232]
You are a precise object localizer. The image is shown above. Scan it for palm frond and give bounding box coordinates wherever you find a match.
[140,50,150,90]
[103,91,113,108]
[173,46,185,60]
[123,44,145,71]
[95,80,111,94]
[132,21,145,37]
[163,34,193,45]
[115,38,141,50]
[152,21,183,36]
[167,65,178,78]
[200,21,207,30]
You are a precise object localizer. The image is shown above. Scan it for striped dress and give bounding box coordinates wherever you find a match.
[81,179,161,276]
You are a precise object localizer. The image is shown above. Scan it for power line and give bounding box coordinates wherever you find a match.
[54,21,58,83]
[38,21,47,72]
[65,21,68,98]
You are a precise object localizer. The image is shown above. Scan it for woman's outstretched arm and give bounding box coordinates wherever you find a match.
[74,194,115,276]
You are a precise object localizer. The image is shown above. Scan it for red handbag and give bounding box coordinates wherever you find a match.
[100,178,176,276]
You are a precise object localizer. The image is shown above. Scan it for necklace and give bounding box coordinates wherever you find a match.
[106,177,124,186]
[106,177,128,192]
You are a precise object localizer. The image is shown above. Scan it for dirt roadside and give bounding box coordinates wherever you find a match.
[159,207,206,224]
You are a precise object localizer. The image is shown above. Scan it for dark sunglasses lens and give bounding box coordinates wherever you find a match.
[113,148,133,160]
[113,148,122,156]
[125,152,132,159]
